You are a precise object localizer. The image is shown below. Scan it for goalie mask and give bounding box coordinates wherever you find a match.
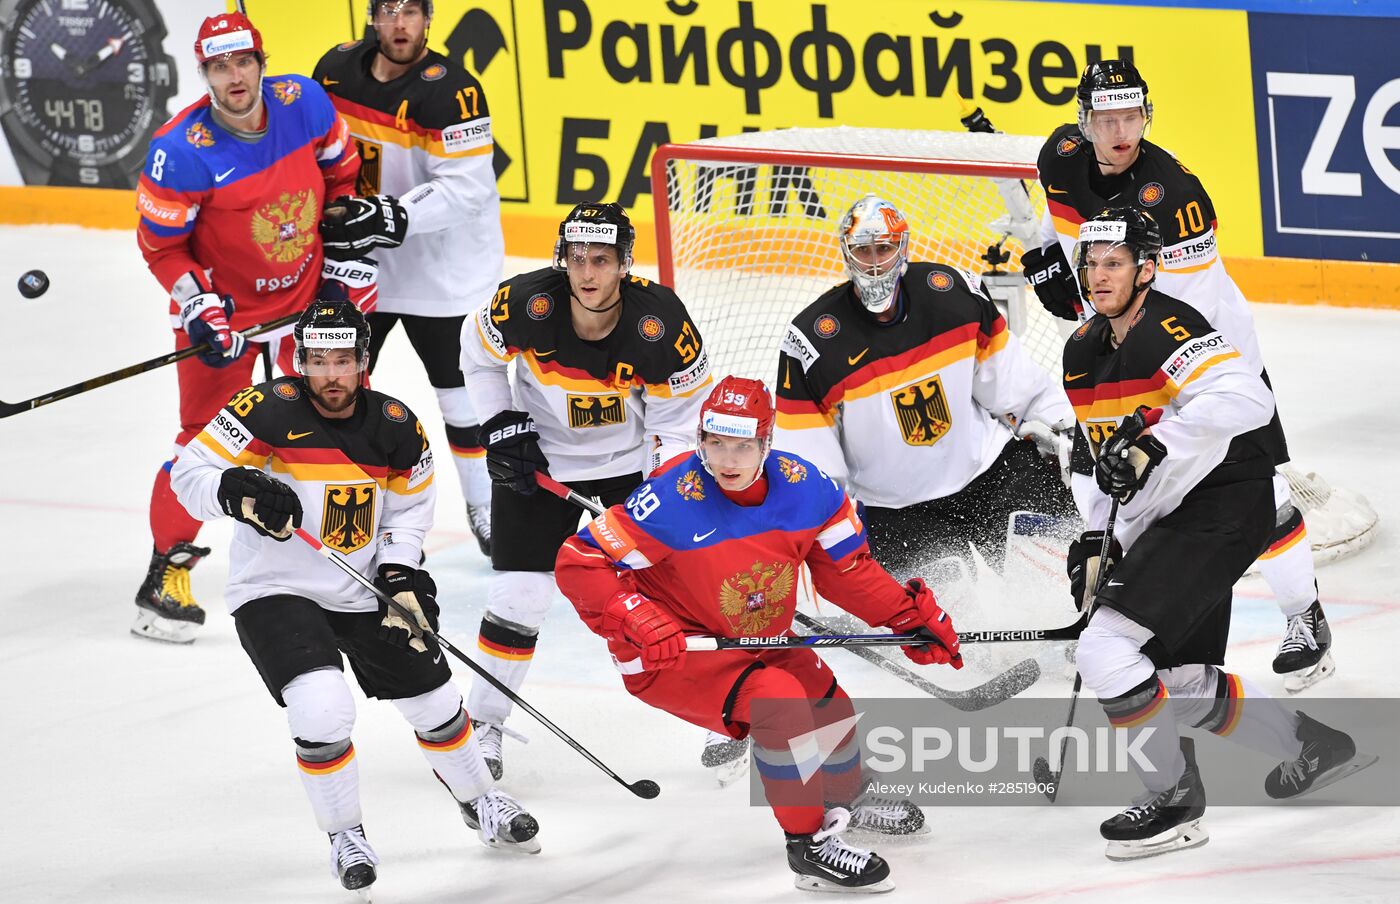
[1076,60,1152,145]
[294,285,372,377]
[1073,207,1163,305]
[696,376,775,491]
[839,195,910,315]
[552,202,636,273]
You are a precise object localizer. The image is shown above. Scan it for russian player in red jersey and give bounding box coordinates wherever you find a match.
[555,376,962,893]
[132,12,366,643]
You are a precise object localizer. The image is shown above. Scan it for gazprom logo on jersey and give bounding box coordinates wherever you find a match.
[563,222,618,244]
[701,411,758,438]
[1090,87,1144,110]
[1078,220,1127,243]
[200,31,256,59]
[303,328,357,348]
[1250,12,1400,262]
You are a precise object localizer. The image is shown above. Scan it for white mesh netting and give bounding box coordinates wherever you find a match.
[653,126,1375,566]
[654,127,1070,384]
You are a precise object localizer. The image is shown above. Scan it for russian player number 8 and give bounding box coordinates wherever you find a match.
[626,485,661,521]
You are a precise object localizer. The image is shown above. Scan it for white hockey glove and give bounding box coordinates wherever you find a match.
[1015,418,1073,486]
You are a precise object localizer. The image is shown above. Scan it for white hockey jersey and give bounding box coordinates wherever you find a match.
[314,41,501,317]
[461,268,713,481]
[1063,290,1275,550]
[774,263,1073,509]
[1037,123,1265,373]
[171,380,435,613]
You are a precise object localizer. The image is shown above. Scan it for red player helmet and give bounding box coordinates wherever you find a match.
[696,376,775,483]
[194,13,264,67]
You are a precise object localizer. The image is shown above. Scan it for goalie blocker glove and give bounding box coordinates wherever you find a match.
[482,409,549,495]
[319,194,408,260]
[180,292,246,367]
[1021,244,1081,321]
[1096,406,1166,503]
[218,467,302,540]
[374,565,440,654]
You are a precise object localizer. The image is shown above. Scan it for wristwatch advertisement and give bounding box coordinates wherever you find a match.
[0,0,178,188]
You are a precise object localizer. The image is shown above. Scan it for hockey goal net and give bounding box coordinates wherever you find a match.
[651,126,1375,565]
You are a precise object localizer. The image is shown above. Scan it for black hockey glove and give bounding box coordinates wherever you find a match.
[218,467,303,540]
[1067,530,1123,612]
[319,194,408,260]
[374,565,440,654]
[482,409,549,495]
[1021,244,1081,321]
[1096,406,1167,503]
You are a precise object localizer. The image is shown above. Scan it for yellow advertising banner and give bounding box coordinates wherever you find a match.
[247,0,1262,260]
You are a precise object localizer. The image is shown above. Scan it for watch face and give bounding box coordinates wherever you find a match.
[2,0,174,184]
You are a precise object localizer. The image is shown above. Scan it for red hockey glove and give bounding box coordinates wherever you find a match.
[600,591,687,671]
[882,578,962,668]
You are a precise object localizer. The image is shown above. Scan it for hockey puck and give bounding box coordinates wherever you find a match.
[18,269,49,299]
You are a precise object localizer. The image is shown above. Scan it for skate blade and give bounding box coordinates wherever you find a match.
[478,830,542,855]
[130,609,199,644]
[1283,753,1380,800]
[353,887,373,903]
[1284,652,1336,694]
[1104,820,1209,862]
[845,825,932,845]
[713,758,750,788]
[793,874,895,894]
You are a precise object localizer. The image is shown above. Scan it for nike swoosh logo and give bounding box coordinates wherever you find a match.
[432,652,443,664]
[534,349,556,358]
[1107,580,1124,587]
[1065,372,1088,382]
[322,77,339,86]
[1047,186,1069,195]
[693,529,717,542]
[847,349,869,366]
[287,430,313,440]
[214,167,236,183]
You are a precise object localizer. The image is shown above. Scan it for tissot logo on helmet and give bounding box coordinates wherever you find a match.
[563,222,618,244]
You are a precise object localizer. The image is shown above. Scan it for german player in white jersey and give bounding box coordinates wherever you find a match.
[315,0,501,556]
[1026,60,1334,690]
[774,194,1077,582]
[1061,208,1367,861]
[459,201,713,778]
[171,290,540,897]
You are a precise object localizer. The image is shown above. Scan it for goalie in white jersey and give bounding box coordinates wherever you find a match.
[171,291,540,897]
[774,195,1078,582]
[1025,59,1335,690]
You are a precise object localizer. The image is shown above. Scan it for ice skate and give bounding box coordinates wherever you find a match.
[469,719,527,780]
[1101,738,1209,861]
[329,824,378,901]
[701,730,750,787]
[459,788,541,854]
[787,808,894,893]
[840,783,927,837]
[1273,600,1335,693]
[467,503,491,557]
[130,543,210,644]
[1265,711,1377,799]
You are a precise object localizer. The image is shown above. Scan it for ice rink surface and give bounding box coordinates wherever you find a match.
[2,225,1397,903]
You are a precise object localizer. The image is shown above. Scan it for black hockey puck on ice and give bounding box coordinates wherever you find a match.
[18,269,49,298]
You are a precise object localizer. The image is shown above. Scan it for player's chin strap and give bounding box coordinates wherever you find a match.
[289,525,662,800]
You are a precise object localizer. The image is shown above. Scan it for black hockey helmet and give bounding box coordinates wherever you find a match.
[294,282,372,375]
[367,0,432,20]
[552,202,636,272]
[1072,207,1162,303]
[1076,60,1152,140]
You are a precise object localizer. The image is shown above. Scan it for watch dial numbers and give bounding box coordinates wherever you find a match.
[14,58,33,79]
[127,62,143,83]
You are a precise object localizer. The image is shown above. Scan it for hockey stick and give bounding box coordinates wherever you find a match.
[538,473,1054,710]
[0,312,299,418]
[1032,494,1122,802]
[291,527,661,800]
[686,615,1087,651]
